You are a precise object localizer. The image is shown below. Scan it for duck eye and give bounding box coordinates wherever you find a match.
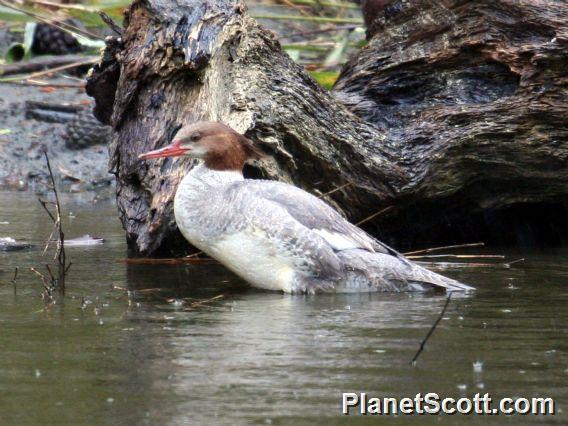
[189,132,201,142]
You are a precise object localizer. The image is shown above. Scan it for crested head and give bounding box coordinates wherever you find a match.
[138,121,264,171]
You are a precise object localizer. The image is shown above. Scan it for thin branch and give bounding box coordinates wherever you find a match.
[288,0,360,10]
[44,152,66,292]
[11,267,19,284]
[404,243,485,256]
[411,294,452,366]
[504,258,525,267]
[185,251,205,258]
[252,14,362,24]
[24,58,96,81]
[30,267,48,284]
[0,80,85,88]
[99,11,123,35]
[37,198,56,223]
[406,254,505,260]
[281,24,358,40]
[0,54,97,78]
[119,257,217,265]
[0,0,103,40]
[186,294,224,308]
[355,206,394,226]
[318,182,352,198]
[41,221,58,256]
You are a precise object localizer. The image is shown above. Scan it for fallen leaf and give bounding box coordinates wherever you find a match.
[58,165,83,182]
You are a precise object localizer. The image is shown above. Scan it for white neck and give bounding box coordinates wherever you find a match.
[181,161,243,191]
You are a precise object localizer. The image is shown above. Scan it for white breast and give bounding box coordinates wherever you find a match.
[177,219,297,292]
[173,165,297,292]
[208,226,297,292]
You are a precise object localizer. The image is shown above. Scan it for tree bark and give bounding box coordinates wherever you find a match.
[87,0,568,254]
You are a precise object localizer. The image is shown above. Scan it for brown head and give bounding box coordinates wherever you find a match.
[139,122,263,171]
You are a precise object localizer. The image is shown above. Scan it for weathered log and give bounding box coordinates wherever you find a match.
[334,0,568,245]
[87,0,568,254]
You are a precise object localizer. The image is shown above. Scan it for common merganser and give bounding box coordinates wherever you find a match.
[139,122,473,294]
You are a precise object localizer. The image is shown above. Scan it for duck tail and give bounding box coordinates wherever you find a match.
[337,250,475,292]
[407,262,475,292]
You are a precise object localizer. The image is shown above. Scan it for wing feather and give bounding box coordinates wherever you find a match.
[226,184,344,281]
[230,180,406,261]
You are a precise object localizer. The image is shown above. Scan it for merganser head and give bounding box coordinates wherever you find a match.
[138,121,263,171]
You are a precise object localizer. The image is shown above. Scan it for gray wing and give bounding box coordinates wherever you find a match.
[224,183,344,282]
[222,181,472,293]
[230,180,406,260]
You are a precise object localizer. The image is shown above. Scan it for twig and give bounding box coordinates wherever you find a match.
[38,198,56,222]
[0,0,103,40]
[281,24,358,40]
[36,153,67,297]
[119,257,217,265]
[26,0,98,12]
[0,80,85,88]
[411,294,452,366]
[416,261,505,268]
[279,0,313,17]
[289,0,360,9]
[185,251,205,258]
[504,258,525,267]
[355,206,394,226]
[112,286,167,294]
[407,254,505,260]
[99,11,123,35]
[25,100,83,114]
[0,55,98,78]
[318,182,352,198]
[252,14,362,24]
[186,294,224,308]
[44,152,66,292]
[20,58,96,81]
[404,242,485,256]
[11,267,19,284]
[30,267,48,288]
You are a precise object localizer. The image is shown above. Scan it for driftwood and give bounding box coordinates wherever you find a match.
[0,54,98,77]
[87,0,568,254]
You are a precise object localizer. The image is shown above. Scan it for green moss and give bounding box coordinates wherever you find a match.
[308,70,340,90]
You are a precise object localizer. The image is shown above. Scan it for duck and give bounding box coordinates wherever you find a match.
[139,122,473,294]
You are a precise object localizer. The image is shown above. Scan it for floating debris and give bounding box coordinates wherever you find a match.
[0,237,33,251]
[473,361,484,373]
[64,235,104,247]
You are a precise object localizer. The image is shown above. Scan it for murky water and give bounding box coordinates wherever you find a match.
[0,190,566,424]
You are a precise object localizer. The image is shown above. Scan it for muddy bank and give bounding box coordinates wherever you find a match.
[0,82,112,192]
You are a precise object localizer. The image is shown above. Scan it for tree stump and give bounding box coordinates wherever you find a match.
[87,0,568,254]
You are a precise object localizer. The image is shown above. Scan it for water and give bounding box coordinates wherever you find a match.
[0,190,566,424]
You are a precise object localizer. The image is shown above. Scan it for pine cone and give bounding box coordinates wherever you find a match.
[65,109,112,150]
[32,22,82,55]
